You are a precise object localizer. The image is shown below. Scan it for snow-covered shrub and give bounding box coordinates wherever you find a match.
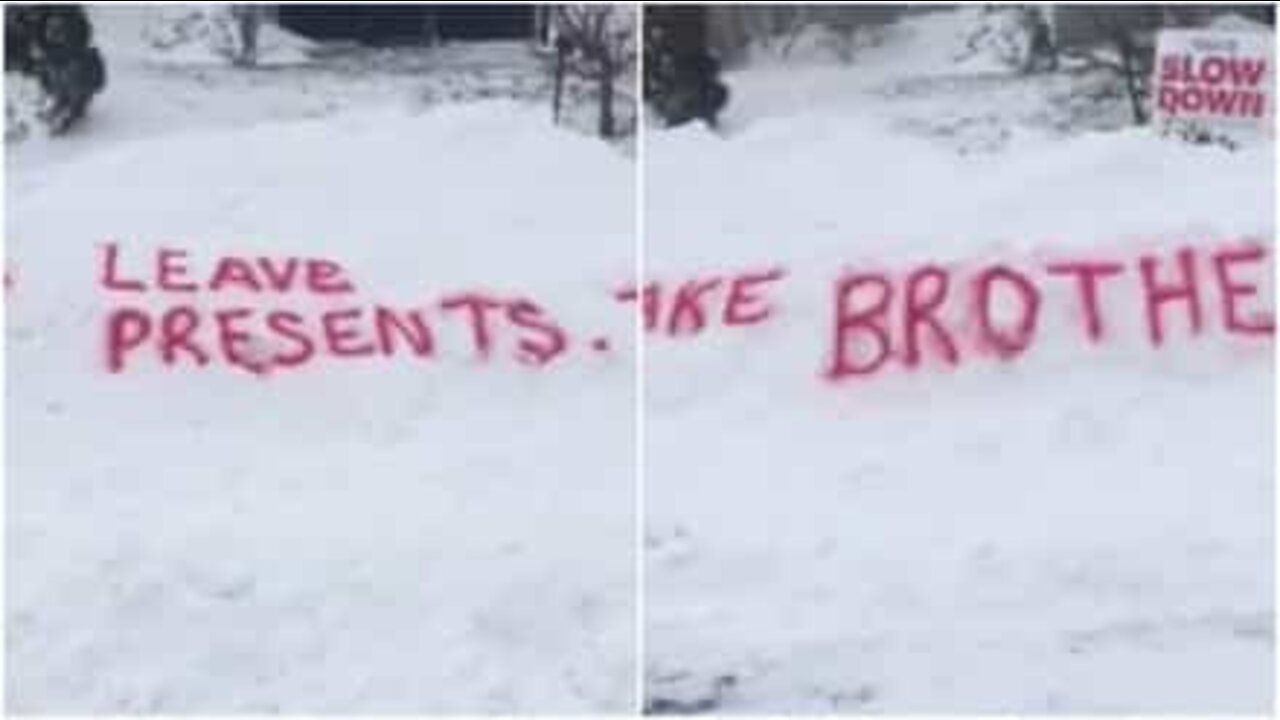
[643,6,727,129]
[553,5,637,139]
[954,7,1031,70]
[141,6,240,61]
[5,71,52,142]
[140,6,310,66]
[5,5,106,139]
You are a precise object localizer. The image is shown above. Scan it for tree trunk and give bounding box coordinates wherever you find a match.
[598,56,615,139]
[1115,31,1147,125]
[553,38,568,125]
[232,5,260,67]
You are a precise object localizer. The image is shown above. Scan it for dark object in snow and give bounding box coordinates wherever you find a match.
[1024,7,1058,73]
[552,34,571,125]
[1162,121,1241,151]
[663,52,729,129]
[5,4,106,134]
[645,673,738,715]
[229,5,264,67]
[649,50,729,129]
[644,5,728,129]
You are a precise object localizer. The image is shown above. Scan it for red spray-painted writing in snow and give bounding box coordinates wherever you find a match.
[614,267,787,336]
[824,242,1273,381]
[95,239,1273,379]
[100,243,573,374]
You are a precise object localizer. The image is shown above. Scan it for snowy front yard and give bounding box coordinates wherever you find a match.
[644,8,1273,714]
[7,8,635,714]
[5,4,1272,715]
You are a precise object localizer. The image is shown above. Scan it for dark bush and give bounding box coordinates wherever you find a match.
[5,5,106,134]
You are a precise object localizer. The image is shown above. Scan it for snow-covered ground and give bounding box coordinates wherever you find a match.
[7,7,635,714]
[712,6,1270,154]
[8,4,1274,715]
[644,7,1273,714]
[7,6,630,171]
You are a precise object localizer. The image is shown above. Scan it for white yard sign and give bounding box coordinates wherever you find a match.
[1153,28,1273,132]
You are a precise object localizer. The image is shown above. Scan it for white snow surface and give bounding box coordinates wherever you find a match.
[133,7,317,67]
[644,8,1274,715]
[7,8,635,714]
[8,6,582,171]
[6,5,1275,714]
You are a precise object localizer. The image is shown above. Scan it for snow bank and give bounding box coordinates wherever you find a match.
[5,72,53,143]
[717,7,1147,151]
[7,101,636,712]
[105,6,316,67]
[1210,13,1274,33]
[739,6,1017,75]
[645,115,1273,712]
